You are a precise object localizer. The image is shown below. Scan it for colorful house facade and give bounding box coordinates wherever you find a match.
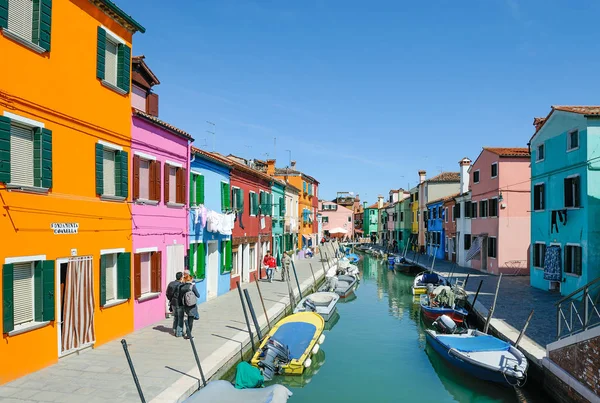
[363,202,379,241]
[130,57,192,330]
[455,158,472,268]
[468,148,531,275]
[529,106,600,296]
[270,176,286,267]
[0,0,143,384]
[319,201,353,238]
[443,195,458,262]
[396,195,412,253]
[188,148,232,301]
[426,199,446,260]
[410,186,419,250]
[283,183,300,252]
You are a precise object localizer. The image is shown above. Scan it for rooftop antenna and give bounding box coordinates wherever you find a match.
[206,121,215,152]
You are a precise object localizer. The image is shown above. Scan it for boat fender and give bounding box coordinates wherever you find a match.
[304,358,312,368]
[312,343,320,355]
[318,334,326,344]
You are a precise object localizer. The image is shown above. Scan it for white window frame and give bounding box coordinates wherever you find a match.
[2,2,46,54]
[190,171,203,207]
[249,191,257,216]
[100,248,126,307]
[567,129,579,152]
[533,182,545,212]
[564,174,581,209]
[491,162,498,179]
[231,186,241,210]
[139,252,153,296]
[536,143,545,162]
[565,243,582,277]
[533,241,546,270]
[473,169,480,184]
[231,247,240,278]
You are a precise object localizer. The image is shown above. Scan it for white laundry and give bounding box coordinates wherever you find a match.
[193,208,199,225]
[260,217,266,230]
[219,213,234,236]
[207,211,221,233]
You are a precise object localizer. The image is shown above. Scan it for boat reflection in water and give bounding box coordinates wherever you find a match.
[324,311,340,331]
[266,349,326,389]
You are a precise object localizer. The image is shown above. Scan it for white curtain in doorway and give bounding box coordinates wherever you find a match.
[62,257,95,353]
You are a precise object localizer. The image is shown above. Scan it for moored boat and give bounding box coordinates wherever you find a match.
[419,293,468,324]
[293,292,339,322]
[251,312,325,379]
[318,274,358,298]
[345,253,360,263]
[425,315,528,386]
[183,381,292,403]
[412,271,448,295]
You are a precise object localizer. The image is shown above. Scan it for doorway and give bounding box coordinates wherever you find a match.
[207,241,219,300]
[242,244,250,283]
[166,244,185,314]
[56,256,95,357]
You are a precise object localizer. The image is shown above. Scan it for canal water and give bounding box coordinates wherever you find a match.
[266,253,545,403]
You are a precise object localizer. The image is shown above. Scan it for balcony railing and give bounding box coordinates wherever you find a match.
[556,276,600,340]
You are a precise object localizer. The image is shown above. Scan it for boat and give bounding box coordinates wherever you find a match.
[345,253,360,263]
[293,292,339,322]
[336,258,360,277]
[412,271,448,295]
[425,315,528,386]
[419,292,468,324]
[318,274,358,298]
[251,312,325,380]
[183,380,292,403]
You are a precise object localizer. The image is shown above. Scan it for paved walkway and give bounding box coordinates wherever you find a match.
[0,243,340,403]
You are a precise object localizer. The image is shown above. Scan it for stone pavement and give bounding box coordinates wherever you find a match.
[0,242,340,403]
[405,252,561,349]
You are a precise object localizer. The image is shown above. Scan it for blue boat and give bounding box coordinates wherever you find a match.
[345,253,360,264]
[425,316,528,386]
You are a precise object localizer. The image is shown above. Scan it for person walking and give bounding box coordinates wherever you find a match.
[267,253,277,282]
[263,251,273,282]
[281,252,292,282]
[165,272,183,337]
[179,274,200,339]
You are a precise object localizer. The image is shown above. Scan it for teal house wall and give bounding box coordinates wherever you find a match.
[529,107,600,296]
[272,181,286,266]
[363,204,379,240]
[396,199,412,253]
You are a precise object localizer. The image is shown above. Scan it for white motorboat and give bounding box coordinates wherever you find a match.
[293,292,339,321]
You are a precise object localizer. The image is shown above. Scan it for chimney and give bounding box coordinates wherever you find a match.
[290,160,296,169]
[533,117,546,132]
[266,159,275,176]
[418,170,426,184]
[459,157,471,194]
[377,195,384,209]
[363,201,367,208]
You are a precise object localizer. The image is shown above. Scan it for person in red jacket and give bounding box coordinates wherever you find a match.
[263,252,277,282]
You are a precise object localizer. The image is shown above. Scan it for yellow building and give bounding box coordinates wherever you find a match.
[0,0,143,384]
[410,187,419,250]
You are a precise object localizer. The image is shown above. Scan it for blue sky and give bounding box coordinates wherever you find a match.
[121,0,600,204]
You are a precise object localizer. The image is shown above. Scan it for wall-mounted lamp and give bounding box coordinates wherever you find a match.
[498,191,504,202]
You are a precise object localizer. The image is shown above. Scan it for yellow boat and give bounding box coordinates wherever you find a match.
[251,312,325,379]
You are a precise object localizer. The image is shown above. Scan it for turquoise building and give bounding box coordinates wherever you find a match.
[395,198,412,253]
[529,106,600,296]
[271,180,286,267]
[363,202,380,241]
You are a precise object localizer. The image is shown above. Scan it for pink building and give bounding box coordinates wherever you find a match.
[130,57,192,330]
[319,200,353,239]
[469,148,531,275]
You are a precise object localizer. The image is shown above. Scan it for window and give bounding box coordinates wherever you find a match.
[134,251,161,299]
[445,236,448,252]
[564,176,580,208]
[0,115,53,189]
[231,247,239,277]
[221,240,232,273]
[464,234,471,250]
[190,173,205,206]
[491,162,498,178]
[100,252,131,306]
[536,144,545,162]
[568,130,579,151]
[445,208,448,223]
[96,27,131,93]
[231,187,243,212]
[188,243,205,279]
[249,191,259,216]
[471,201,478,218]
[133,155,161,202]
[164,164,186,206]
[400,212,404,222]
[489,198,498,217]
[95,143,128,199]
[2,258,55,334]
[479,200,488,217]
[432,208,437,219]
[533,243,546,268]
[249,246,256,271]
[487,237,497,258]
[473,170,480,184]
[322,216,329,223]
[565,245,582,276]
[454,203,461,219]
[259,191,273,216]
[438,206,443,219]
[348,216,351,222]
[2,0,52,52]
[533,183,545,211]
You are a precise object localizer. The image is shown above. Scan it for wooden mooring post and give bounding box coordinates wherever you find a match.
[515,309,535,348]
[484,274,502,334]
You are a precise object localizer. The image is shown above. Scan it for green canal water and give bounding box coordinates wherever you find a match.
[266,254,546,403]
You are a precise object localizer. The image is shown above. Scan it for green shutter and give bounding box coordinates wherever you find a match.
[197,243,205,279]
[95,143,104,195]
[41,128,52,188]
[226,241,232,271]
[2,263,14,334]
[189,173,195,205]
[221,242,226,273]
[0,116,10,184]
[279,196,285,216]
[41,260,55,321]
[221,182,230,211]
[96,27,106,80]
[237,188,244,211]
[100,255,106,306]
[117,252,131,300]
[0,0,7,29]
[118,150,128,198]
[254,193,259,215]
[198,175,205,204]
[187,247,194,277]
[34,261,43,321]
[117,44,131,93]
[32,0,52,52]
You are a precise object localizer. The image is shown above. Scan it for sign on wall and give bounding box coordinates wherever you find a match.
[51,223,79,235]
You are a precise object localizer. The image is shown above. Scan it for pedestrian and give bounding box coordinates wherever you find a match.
[179,274,200,339]
[266,253,277,282]
[165,272,184,337]
[263,251,273,281]
[281,252,292,282]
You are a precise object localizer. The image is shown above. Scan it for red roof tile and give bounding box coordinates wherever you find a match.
[483,147,530,157]
[134,110,193,140]
[428,172,460,182]
[531,105,600,141]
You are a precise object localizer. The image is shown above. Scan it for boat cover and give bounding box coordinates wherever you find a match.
[272,322,317,359]
[184,380,292,403]
[422,273,441,284]
[437,335,510,352]
[235,362,264,389]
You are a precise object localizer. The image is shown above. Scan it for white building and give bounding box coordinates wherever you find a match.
[455,157,472,268]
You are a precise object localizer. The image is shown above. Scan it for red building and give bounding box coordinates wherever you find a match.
[224,155,273,290]
[443,194,459,262]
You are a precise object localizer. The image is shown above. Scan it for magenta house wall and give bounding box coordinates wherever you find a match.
[131,114,191,330]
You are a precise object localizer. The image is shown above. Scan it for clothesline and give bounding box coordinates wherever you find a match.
[191,205,236,236]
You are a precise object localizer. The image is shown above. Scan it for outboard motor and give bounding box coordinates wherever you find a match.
[257,338,291,381]
[303,298,317,312]
[433,314,457,334]
[426,283,435,295]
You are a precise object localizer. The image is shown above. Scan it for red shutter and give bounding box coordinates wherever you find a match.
[133,155,140,200]
[134,253,141,300]
[148,159,155,200]
[176,168,183,204]
[154,161,161,202]
[181,168,187,206]
[164,164,170,203]
[147,93,159,117]
[151,251,162,292]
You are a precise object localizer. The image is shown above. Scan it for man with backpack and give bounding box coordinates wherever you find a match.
[180,274,200,339]
[166,272,183,337]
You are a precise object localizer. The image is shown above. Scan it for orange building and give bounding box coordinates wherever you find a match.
[0,0,144,384]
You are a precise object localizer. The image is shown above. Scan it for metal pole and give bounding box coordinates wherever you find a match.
[291,260,303,300]
[253,273,271,331]
[515,309,535,348]
[471,280,484,308]
[236,281,256,354]
[244,288,263,341]
[484,274,502,333]
[309,263,317,293]
[189,335,207,387]
[121,339,146,403]
[463,273,470,288]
